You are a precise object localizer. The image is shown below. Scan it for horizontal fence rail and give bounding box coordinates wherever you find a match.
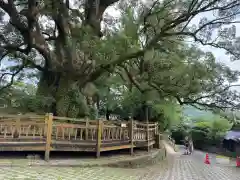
[0,113,161,161]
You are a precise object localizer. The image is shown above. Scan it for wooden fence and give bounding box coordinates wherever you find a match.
[0,113,160,161]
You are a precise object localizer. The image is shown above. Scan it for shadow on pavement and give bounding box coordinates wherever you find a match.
[0,148,151,160]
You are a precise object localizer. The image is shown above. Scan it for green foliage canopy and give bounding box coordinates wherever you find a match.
[0,0,240,121]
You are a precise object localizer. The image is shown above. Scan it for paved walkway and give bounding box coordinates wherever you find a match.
[0,146,239,179]
[160,156,240,180]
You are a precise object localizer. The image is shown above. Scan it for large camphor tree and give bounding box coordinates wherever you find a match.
[1,0,240,118]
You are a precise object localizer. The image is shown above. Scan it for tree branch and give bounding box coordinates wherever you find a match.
[0,64,25,93]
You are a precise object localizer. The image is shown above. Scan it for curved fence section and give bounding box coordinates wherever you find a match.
[0,113,161,161]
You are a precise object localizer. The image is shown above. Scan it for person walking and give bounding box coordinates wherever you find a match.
[189,137,194,154]
[184,136,190,155]
[184,135,194,155]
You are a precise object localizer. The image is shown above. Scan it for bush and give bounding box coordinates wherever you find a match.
[191,127,209,149]
[171,115,232,149]
[191,116,231,149]
[171,129,185,144]
[171,120,191,144]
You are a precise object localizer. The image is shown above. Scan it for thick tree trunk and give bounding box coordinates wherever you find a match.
[37,71,60,114]
[133,103,148,122]
[37,72,88,117]
[36,0,120,117]
[106,109,111,120]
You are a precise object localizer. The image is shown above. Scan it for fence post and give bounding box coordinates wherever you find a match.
[85,117,89,140]
[44,113,48,137]
[145,105,150,152]
[96,119,103,158]
[146,122,150,152]
[155,123,158,134]
[129,119,134,155]
[44,113,53,161]
[15,114,21,138]
[154,133,161,149]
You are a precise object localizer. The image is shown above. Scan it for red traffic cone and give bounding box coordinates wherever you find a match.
[204,153,210,164]
[236,156,240,167]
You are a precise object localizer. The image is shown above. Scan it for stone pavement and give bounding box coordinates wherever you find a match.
[0,166,149,180]
[0,149,164,168]
[160,155,240,180]
[0,146,239,179]
[0,154,239,180]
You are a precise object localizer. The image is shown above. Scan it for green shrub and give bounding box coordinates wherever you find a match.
[171,115,232,149]
[191,116,232,148]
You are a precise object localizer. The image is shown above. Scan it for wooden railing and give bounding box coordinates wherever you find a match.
[0,114,46,140]
[0,113,160,161]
